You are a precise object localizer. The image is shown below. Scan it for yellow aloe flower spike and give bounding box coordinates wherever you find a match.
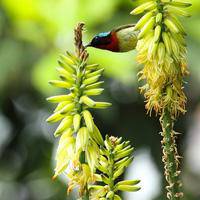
[131,0,191,199]
[46,23,111,198]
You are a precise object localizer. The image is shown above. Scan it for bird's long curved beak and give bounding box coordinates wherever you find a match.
[84,43,92,48]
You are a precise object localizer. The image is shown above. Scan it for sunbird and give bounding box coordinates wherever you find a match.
[86,24,138,52]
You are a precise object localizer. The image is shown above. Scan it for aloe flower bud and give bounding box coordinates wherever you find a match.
[89,136,140,199]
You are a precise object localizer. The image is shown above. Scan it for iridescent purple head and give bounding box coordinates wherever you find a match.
[86,31,119,52]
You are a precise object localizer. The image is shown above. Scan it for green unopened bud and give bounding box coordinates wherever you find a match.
[104,140,111,152]
[46,112,64,123]
[116,137,123,144]
[89,185,103,190]
[100,147,108,156]
[85,81,104,90]
[158,42,166,65]
[84,88,104,96]
[99,159,108,170]
[116,180,140,186]
[101,174,110,184]
[115,157,129,169]
[85,63,99,70]
[62,128,73,137]
[114,147,134,161]
[114,194,122,200]
[113,166,125,179]
[167,1,192,8]
[156,13,163,24]
[148,39,158,60]
[170,36,180,59]
[162,32,172,55]
[76,127,89,151]
[82,110,94,132]
[80,96,96,107]
[117,145,132,154]
[134,11,153,30]
[172,32,186,46]
[46,94,73,103]
[154,25,162,43]
[138,17,155,39]
[168,15,186,34]
[86,141,99,172]
[54,136,75,177]
[164,18,179,33]
[56,67,75,83]
[116,185,141,192]
[49,80,72,89]
[92,125,104,145]
[59,55,75,73]
[166,5,191,17]
[86,68,104,78]
[54,102,69,113]
[54,116,73,136]
[94,102,112,109]
[60,103,75,114]
[130,1,156,15]
[73,114,81,132]
[66,51,79,63]
[98,164,108,174]
[117,156,134,169]
[106,191,114,199]
[83,75,101,85]
[114,142,126,152]
[94,174,103,182]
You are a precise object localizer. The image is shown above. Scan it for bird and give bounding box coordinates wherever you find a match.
[85,24,138,52]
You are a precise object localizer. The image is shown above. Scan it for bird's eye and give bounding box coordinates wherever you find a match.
[91,33,111,46]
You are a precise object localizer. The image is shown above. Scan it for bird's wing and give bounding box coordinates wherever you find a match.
[112,24,135,33]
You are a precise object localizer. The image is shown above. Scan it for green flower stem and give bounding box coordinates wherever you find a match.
[108,148,115,200]
[160,108,183,199]
[74,23,89,200]
[82,190,89,200]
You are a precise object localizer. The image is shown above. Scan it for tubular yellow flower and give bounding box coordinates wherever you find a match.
[53,134,75,179]
[132,0,191,117]
[132,0,191,199]
[67,163,95,196]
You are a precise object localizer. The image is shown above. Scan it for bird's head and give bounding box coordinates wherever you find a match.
[86,31,119,52]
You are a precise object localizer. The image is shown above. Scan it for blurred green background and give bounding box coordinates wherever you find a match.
[0,0,200,200]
